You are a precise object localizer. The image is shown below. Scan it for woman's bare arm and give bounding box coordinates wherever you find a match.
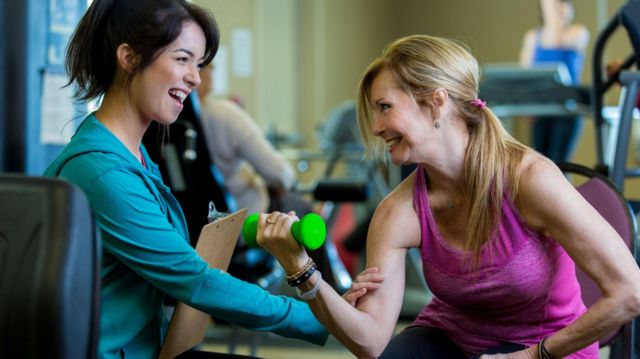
[259,177,421,358]
[514,155,640,357]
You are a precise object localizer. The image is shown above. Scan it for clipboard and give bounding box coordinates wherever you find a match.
[158,208,248,359]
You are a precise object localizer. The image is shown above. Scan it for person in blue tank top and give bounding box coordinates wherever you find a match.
[519,0,590,162]
[38,1,381,357]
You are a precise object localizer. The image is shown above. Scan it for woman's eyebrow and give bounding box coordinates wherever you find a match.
[173,48,195,57]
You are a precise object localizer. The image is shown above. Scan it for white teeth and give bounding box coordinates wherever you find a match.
[169,90,187,103]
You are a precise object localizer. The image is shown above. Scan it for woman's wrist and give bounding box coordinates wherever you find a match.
[281,254,310,275]
[296,271,322,300]
[537,337,554,359]
[285,257,318,287]
[285,257,313,278]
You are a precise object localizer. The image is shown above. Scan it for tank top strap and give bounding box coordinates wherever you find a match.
[413,165,430,234]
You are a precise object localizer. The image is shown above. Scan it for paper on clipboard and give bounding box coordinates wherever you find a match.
[158,208,248,359]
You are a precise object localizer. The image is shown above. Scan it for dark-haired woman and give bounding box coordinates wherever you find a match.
[42,1,359,357]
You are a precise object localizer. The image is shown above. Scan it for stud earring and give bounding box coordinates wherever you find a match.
[434,120,440,129]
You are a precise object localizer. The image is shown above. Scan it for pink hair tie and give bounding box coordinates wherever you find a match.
[471,98,486,109]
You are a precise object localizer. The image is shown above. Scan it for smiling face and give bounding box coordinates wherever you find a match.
[369,69,434,165]
[128,21,206,125]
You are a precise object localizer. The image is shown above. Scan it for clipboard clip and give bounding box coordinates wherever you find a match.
[207,201,231,223]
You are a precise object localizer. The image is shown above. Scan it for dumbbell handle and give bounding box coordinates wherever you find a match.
[242,213,326,250]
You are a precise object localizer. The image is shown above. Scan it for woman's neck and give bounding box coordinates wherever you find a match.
[95,90,149,162]
[419,118,468,203]
[423,164,465,193]
[422,165,467,212]
[421,116,467,186]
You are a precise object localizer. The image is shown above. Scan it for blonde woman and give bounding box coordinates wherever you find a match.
[259,34,640,358]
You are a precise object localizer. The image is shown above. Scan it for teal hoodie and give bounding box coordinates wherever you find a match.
[44,114,328,359]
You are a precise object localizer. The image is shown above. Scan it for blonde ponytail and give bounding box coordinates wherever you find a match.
[357,35,528,264]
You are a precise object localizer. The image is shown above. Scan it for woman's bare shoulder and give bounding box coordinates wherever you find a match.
[369,172,421,249]
[516,152,575,231]
[517,152,563,195]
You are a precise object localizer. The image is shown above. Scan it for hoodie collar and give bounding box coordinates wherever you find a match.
[46,113,160,181]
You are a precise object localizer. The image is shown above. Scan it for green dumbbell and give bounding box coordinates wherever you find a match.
[242,213,326,250]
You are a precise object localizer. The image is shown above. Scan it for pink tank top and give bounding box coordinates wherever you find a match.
[411,166,599,358]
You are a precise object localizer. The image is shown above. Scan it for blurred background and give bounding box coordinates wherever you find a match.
[1,0,637,191]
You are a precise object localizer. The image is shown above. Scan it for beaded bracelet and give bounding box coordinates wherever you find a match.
[286,258,314,281]
[287,265,317,287]
[538,338,553,359]
[296,271,322,300]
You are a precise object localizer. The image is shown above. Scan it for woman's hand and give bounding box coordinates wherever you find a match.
[342,267,385,307]
[256,211,309,274]
[478,346,537,359]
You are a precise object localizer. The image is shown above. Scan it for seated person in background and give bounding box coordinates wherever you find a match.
[258,34,640,358]
[42,1,378,357]
[197,63,309,216]
[519,0,589,162]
